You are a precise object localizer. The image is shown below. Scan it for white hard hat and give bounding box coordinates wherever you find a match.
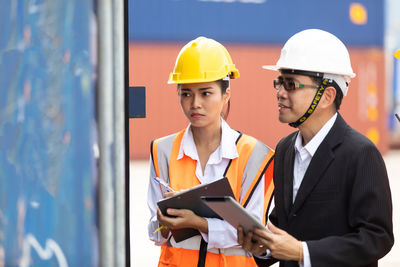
[263,29,355,96]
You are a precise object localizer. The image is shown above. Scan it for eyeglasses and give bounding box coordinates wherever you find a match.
[273,76,317,91]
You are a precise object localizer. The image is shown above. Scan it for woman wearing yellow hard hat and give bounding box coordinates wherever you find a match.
[147,37,275,267]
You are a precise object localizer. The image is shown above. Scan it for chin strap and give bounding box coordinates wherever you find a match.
[289,78,332,128]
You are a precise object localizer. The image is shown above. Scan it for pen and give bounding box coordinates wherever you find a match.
[153,176,175,192]
[153,225,167,234]
[396,113,400,122]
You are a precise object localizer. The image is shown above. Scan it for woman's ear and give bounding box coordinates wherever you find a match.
[223,88,231,104]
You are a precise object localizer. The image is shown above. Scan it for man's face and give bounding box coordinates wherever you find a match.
[274,74,319,124]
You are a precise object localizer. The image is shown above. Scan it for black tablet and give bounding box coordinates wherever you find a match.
[157,177,234,242]
[201,196,265,233]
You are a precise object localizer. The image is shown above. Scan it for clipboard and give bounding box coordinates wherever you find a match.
[201,196,265,234]
[157,177,234,242]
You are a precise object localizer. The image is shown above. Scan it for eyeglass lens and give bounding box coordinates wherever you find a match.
[273,77,296,91]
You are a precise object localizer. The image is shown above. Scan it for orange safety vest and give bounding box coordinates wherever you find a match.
[151,129,274,267]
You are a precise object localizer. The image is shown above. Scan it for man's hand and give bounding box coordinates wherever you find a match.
[157,208,208,233]
[237,226,268,256]
[252,222,302,261]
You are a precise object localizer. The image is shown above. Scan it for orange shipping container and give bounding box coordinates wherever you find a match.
[129,43,388,159]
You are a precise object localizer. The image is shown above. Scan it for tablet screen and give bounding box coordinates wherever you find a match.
[201,196,265,233]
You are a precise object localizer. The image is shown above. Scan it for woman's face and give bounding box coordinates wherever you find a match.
[179,81,230,129]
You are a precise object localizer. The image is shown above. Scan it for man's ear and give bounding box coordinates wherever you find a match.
[321,86,336,108]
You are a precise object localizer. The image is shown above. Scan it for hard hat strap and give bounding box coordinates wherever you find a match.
[289,78,331,128]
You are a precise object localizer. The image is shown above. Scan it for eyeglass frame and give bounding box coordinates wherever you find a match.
[273,76,319,91]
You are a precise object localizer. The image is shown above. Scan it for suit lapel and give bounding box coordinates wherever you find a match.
[290,114,347,216]
[283,133,297,217]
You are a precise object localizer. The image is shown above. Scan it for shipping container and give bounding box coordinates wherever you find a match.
[129,43,388,158]
[128,0,388,159]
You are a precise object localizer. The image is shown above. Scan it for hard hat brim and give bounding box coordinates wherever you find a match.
[262,65,356,79]
[262,65,280,71]
[168,68,239,84]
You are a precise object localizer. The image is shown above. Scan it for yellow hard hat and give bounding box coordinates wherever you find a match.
[395,49,400,59]
[168,36,240,84]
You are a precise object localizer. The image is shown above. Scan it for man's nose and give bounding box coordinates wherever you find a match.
[276,86,288,100]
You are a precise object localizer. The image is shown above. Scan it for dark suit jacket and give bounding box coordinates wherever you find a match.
[255,114,393,267]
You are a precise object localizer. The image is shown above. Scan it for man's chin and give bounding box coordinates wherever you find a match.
[278,116,292,124]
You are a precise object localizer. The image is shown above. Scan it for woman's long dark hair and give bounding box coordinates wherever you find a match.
[219,79,230,120]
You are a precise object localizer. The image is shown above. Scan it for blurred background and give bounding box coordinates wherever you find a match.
[1,0,400,266]
[129,0,400,157]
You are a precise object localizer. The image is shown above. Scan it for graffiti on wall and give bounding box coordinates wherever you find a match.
[0,1,97,266]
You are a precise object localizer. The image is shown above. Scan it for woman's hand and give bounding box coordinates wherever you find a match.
[162,188,189,199]
[163,191,176,198]
[157,208,208,233]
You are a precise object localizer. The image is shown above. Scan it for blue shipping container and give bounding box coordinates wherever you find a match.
[129,0,383,46]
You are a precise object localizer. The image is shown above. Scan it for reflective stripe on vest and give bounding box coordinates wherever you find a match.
[150,129,274,264]
[168,235,251,256]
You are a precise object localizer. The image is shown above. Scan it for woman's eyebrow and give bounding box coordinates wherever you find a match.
[180,87,213,91]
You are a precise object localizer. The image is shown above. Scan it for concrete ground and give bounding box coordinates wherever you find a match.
[130,150,400,267]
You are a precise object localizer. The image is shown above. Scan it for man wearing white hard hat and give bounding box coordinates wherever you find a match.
[238,29,393,267]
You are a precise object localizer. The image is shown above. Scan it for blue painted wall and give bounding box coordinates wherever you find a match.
[129,0,383,46]
[0,1,97,266]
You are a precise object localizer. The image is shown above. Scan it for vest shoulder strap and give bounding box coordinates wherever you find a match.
[151,132,179,183]
[226,133,274,208]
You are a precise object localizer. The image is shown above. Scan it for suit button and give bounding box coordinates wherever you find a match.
[293,214,297,217]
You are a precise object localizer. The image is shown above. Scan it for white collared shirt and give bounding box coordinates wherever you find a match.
[177,119,239,182]
[147,119,265,249]
[293,113,337,202]
[293,112,338,267]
